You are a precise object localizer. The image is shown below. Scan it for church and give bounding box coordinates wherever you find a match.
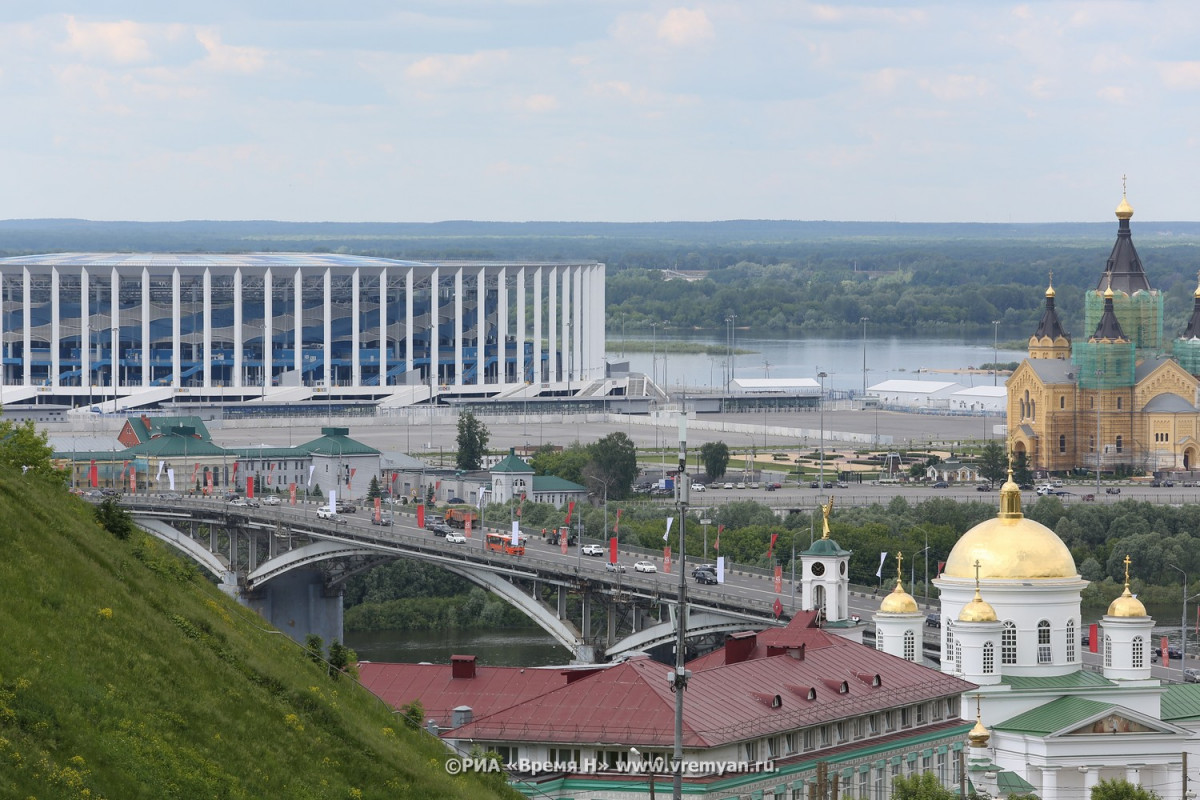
[872,472,1200,800]
[1007,190,1200,476]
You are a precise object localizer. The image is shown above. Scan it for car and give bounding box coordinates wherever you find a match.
[932,481,949,489]
[447,497,465,504]
[749,482,760,489]
[1184,668,1200,684]
[764,483,776,491]
[581,544,604,556]
[428,522,452,537]
[925,614,941,628]
[976,483,993,492]
[1018,483,1034,490]
[605,562,626,573]
[690,483,705,492]
[316,506,337,520]
[371,513,393,526]
[1106,487,1122,494]
[634,561,657,573]
[1182,481,1199,488]
[261,495,281,505]
[835,481,848,489]
[228,498,249,507]
[335,501,356,513]
[735,482,746,489]
[695,571,718,585]
[691,565,717,578]
[1154,646,1184,661]
[244,497,261,508]
[445,532,466,544]
[723,482,734,489]
[768,482,782,490]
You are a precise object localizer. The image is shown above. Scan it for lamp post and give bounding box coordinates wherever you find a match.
[913,545,931,601]
[860,317,869,397]
[651,321,658,388]
[1169,564,1187,666]
[992,320,1000,387]
[672,411,689,800]
[817,371,828,489]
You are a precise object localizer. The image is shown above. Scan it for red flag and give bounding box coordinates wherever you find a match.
[435,480,441,491]
[1089,623,1099,654]
[609,537,618,563]
[564,500,575,526]
[714,524,723,552]
[937,560,946,577]
[205,468,213,495]
[130,464,137,493]
[192,463,200,484]
[774,565,783,594]
[560,532,568,555]
[374,497,381,523]
[89,460,98,488]
[1162,636,1171,668]
[664,547,671,573]
[232,462,239,479]
[246,476,255,499]
[613,508,623,534]
[465,518,472,538]
[289,483,296,505]
[417,504,425,528]
[773,598,783,618]
[768,533,779,560]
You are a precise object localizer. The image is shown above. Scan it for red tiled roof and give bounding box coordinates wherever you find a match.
[357,661,570,729]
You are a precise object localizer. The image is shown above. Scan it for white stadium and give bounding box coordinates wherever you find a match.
[0,253,606,411]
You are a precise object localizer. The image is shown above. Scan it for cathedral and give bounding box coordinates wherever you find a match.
[1006,191,1200,476]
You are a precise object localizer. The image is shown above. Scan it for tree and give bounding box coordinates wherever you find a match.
[700,441,730,480]
[586,432,638,500]
[1013,450,1034,487]
[531,442,590,485]
[1091,778,1161,800]
[977,441,1006,485]
[455,411,490,471]
[94,497,134,540]
[0,419,57,479]
[366,476,381,500]
[891,772,958,800]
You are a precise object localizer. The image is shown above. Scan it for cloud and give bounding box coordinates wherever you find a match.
[656,8,714,47]
[196,28,266,74]
[405,51,507,85]
[1158,61,1200,90]
[918,74,991,102]
[523,93,558,112]
[62,16,151,64]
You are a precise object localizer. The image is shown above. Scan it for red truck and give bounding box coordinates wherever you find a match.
[444,508,478,529]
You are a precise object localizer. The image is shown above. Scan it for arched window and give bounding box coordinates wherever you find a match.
[876,632,884,651]
[1117,396,1123,410]
[1066,620,1076,662]
[1060,396,1065,409]
[1116,435,1124,453]
[1133,636,1144,668]
[1001,621,1017,664]
[904,630,915,661]
[1031,400,1036,420]
[1104,635,1113,667]
[1059,435,1067,453]
[945,621,955,665]
[1089,435,1095,454]
[1038,620,1052,663]
[955,641,962,674]
[983,641,995,674]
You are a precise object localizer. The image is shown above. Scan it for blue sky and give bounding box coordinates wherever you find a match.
[4,2,1199,223]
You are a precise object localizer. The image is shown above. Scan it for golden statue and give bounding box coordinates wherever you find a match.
[821,496,834,539]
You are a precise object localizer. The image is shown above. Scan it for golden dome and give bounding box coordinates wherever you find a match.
[943,478,1077,579]
[1046,283,1055,298]
[959,587,998,623]
[1116,193,1134,220]
[1107,554,1147,617]
[968,716,991,748]
[880,579,919,614]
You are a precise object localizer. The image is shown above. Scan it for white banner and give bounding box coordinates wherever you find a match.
[663,516,674,542]
[167,468,175,491]
[876,551,889,579]
[308,464,316,487]
[156,460,165,482]
[329,489,336,509]
[511,520,520,545]
[716,556,725,584]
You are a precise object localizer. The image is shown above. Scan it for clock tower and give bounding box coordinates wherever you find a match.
[800,497,852,623]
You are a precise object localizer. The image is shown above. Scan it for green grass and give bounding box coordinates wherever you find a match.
[0,469,519,800]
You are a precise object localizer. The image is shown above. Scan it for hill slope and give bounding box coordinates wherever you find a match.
[0,470,517,800]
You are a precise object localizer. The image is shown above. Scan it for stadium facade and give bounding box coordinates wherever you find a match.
[0,253,605,410]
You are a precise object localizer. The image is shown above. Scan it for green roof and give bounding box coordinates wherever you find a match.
[124,415,212,443]
[1160,684,1200,721]
[993,696,1112,735]
[802,537,851,557]
[123,435,228,458]
[490,450,533,474]
[1000,670,1114,691]
[297,429,380,456]
[225,446,305,459]
[996,770,1039,796]
[531,475,585,492]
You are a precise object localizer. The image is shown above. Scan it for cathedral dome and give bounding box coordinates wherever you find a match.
[959,588,998,622]
[943,479,1077,580]
[1107,587,1147,618]
[879,580,919,614]
[1116,194,1134,220]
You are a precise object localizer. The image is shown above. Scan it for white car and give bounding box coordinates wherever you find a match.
[634,561,657,573]
[260,495,281,506]
[227,498,249,507]
[605,562,626,573]
[581,544,604,556]
[690,483,705,492]
[316,506,337,520]
[445,532,466,544]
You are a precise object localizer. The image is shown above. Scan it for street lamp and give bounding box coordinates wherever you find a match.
[992,320,1001,387]
[860,317,869,398]
[908,526,931,607]
[725,313,737,390]
[651,321,658,388]
[913,545,931,601]
[1169,564,1188,667]
[817,371,828,489]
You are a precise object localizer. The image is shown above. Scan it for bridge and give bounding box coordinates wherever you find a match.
[118,496,802,663]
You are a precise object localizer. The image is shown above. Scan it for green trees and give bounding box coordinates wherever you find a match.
[455,411,490,471]
[977,441,1007,485]
[891,772,957,800]
[700,441,731,480]
[94,497,134,540]
[0,418,57,479]
[585,432,638,501]
[1091,779,1161,800]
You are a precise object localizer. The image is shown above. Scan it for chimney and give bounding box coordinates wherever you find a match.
[451,706,473,727]
[451,654,476,679]
[725,631,757,665]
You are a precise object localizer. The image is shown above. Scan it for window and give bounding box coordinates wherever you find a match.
[884,710,896,732]
[820,726,831,746]
[493,745,516,764]
[955,641,963,673]
[983,641,995,674]
[744,740,759,762]
[1038,620,1052,664]
[1002,621,1017,664]
[876,632,884,651]
[1133,636,1144,668]
[1116,435,1124,453]
[786,732,798,754]
[1105,635,1113,668]
[1060,396,1065,408]
[901,707,912,728]
[853,717,865,739]
[804,729,815,751]
[916,703,926,724]
[836,722,847,743]
[1066,620,1077,662]
[904,630,916,661]
[869,714,880,735]
[1117,396,1123,410]
[548,747,580,767]
[1089,435,1095,453]
[1059,434,1067,453]
[936,750,946,782]
[767,737,779,758]
[922,753,932,774]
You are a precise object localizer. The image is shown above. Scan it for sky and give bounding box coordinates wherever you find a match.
[3,2,1200,224]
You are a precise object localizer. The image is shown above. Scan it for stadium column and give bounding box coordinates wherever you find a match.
[532,266,542,383]
[22,267,31,386]
[548,266,557,382]
[352,267,361,387]
[140,268,150,387]
[172,268,181,387]
[429,267,439,390]
[293,268,303,379]
[378,267,387,387]
[233,267,243,388]
[497,266,508,384]
[109,268,119,394]
[51,266,59,388]
[81,267,90,390]
[203,267,212,390]
[476,266,485,387]
[323,268,331,388]
[516,267,526,384]
[454,267,463,388]
[573,265,582,387]
[264,269,273,392]
[405,268,414,382]
[561,266,571,385]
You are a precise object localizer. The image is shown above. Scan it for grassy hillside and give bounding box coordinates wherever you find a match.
[0,468,518,800]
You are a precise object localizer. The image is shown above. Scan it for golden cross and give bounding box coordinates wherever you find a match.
[896,550,904,581]
[1122,173,1127,195]
[973,559,982,587]
[1123,554,1131,584]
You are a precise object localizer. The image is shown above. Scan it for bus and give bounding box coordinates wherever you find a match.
[485,532,526,556]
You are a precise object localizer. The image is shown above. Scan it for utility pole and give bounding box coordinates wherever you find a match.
[672,411,690,800]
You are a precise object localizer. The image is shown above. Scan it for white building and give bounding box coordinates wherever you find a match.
[867,379,965,410]
[0,253,605,410]
[948,385,1008,414]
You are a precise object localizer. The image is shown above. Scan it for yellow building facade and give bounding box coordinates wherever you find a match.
[1007,194,1200,476]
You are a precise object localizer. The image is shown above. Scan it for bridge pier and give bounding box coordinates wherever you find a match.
[580,593,592,640]
[557,586,567,619]
[607,604,617,648]
[242,568,344,650]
